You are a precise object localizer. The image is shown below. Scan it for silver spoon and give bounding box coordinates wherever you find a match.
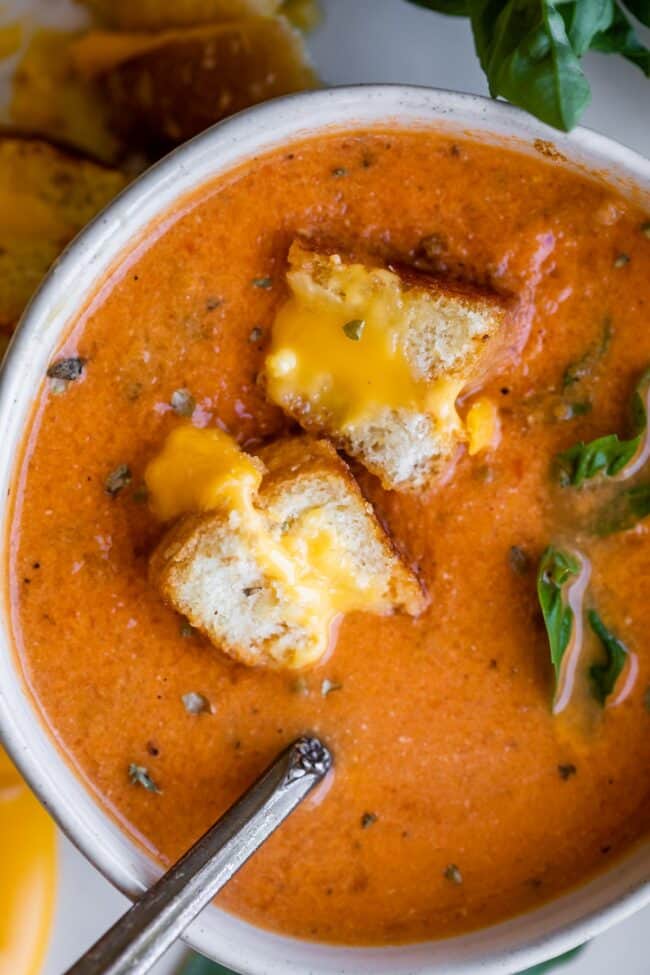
[64,736,332,975]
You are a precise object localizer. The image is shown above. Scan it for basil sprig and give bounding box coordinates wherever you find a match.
[407,0,649,131]
[587,609,630,703]
[537,547,629,709]
[555,368,650,487]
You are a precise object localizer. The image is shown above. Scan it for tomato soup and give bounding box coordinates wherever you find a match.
[8,130,650,945]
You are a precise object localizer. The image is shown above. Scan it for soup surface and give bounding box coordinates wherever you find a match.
[8,129,650,945]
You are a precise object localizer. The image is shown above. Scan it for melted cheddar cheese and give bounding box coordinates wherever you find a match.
[266,259,424,426]
[145,426,386,665]
[466,397,500,456]
[264,245,497,457]
[145,425,263,521]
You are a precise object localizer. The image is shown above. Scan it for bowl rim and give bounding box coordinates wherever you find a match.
[1,84,649,975]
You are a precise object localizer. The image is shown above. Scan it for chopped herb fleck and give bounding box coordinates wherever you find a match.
[642,222,650,240]
[291,676,310,696]
[614,253,630,268]
[644,686,650,712]
[332,166,348,177]
[475,464,494,483]
[182,691,212,715]
[321,678,342,697]
[47,356,86,382]
[179,619,196,638]
[249,326,263,343]
[252,277,272,289]
[558,763,577,780]
[551,399,593,421]
[508,545,530,576]
[342,319,365,341]
[444,863,463,884]
[280,515,296,534]
[132,485,149,504]
[562,317,612,390]
[105,464,131,497]
[206,296,223,311]
[128,763,160,793]
[361,812,377,829]
[170,388,195,417]
[566,400,592,418]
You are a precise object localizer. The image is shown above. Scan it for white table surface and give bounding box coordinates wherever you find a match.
[29,1,650,973]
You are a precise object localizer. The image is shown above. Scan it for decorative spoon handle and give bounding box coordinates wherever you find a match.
[65,737,332,975]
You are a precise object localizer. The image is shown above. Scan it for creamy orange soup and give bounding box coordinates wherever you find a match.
[8,130,650,945]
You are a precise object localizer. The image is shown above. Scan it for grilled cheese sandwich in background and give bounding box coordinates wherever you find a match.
[262,241,507,491]
[147,427,425,670]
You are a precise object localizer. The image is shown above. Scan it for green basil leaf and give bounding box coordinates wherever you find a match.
[537,546,582,681]
[591,3,650,75]
[555,432,640,485]
[587,609,629,703]
[560,0,614,55]
[469,0,591,130]
[406,0,470,14]
[518,944,587,974]
[620,0,650,27]
[178,953,235,975]
[554,368,650,486]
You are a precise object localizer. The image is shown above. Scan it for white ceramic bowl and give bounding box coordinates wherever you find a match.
[1,86,649,975]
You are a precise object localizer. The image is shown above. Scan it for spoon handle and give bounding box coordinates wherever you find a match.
[65,737,332,975]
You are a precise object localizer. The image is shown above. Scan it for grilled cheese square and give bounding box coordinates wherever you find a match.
[148,429,425,670]
[262,241,507,491]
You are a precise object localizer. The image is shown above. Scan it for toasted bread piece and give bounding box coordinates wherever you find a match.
[0,137,127,332]
[150,435,424,670]
[262,242,508,491]
[10,29,121,164]
[281,0,322,31]
[71,19,316,151]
